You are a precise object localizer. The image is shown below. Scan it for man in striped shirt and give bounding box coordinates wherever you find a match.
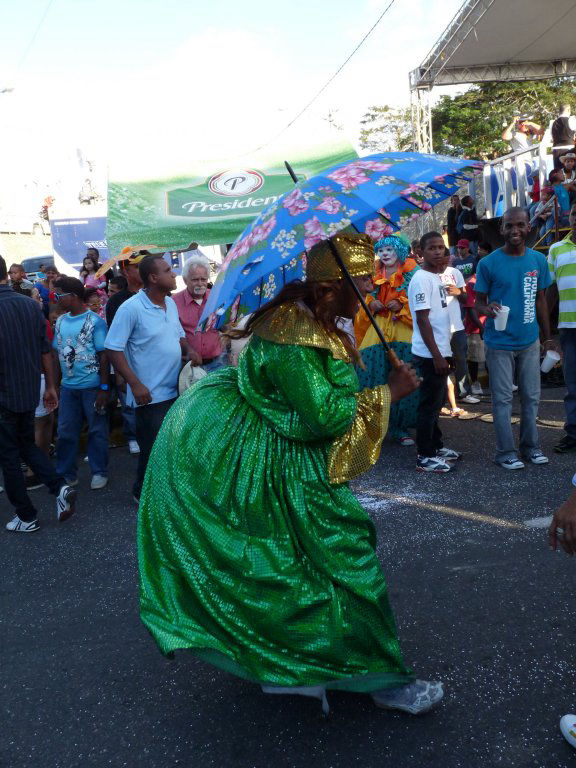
[548,203,576,453]
[0,256,76,531]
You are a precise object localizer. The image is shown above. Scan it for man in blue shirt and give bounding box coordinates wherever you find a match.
[53,276,110,489]
[105,254,188,502]
[475,207,557,469]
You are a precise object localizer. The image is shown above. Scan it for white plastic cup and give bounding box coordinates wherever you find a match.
[540,349,561,373]
[493,305,510,331]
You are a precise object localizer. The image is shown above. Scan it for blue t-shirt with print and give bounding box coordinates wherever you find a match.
[475,247,551,350]
[53,310,107,389]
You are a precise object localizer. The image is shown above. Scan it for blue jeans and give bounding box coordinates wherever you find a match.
[560,329,576,439]
[485,340,541,462]
[56,386,109,480]
[118,387,136,440]
[202,352,228,373]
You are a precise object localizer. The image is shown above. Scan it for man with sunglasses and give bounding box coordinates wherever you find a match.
[0,256,76,531]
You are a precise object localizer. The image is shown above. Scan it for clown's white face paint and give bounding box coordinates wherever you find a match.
[377,245,399,268]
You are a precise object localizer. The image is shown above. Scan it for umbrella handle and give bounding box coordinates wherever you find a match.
[326,240,403,370]
[284,159,402,369]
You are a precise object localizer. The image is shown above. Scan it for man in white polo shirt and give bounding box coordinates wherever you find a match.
[549,203,576,453]
[105,254,188,502]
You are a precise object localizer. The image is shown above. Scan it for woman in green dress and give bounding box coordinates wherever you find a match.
[138,233,444,715]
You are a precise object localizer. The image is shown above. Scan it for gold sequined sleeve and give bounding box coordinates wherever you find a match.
[327,385,391,485]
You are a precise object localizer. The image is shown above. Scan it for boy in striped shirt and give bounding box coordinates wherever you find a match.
[548,202,576,452]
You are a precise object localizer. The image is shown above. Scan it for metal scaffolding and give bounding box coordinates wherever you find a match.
[408,0,576,150]
[410,89,433,153]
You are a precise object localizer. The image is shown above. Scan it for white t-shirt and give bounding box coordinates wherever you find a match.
[408,269,452,358]
[440,266,465,333]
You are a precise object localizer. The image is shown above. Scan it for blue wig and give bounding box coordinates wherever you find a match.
[374,235,411,264]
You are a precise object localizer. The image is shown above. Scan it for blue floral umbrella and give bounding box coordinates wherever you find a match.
[200,151,482,330]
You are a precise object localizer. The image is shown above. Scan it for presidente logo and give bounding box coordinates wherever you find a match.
[165,168,291,218]
[208,169,264,197]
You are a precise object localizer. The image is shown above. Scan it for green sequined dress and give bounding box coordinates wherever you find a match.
[138,302,413,692]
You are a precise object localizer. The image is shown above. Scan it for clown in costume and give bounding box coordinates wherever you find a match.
[138,232,443,715]
[355,235,420,446]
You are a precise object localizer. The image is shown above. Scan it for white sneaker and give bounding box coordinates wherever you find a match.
[6,516,39,532]
[496,458,525,470]
[372,680,444,715]
[459,394,480,404]
[436,447,462,462]
[560,714,576,748]
[470,382,483,395]
[128,440,140,455]
[524,450,549,465]
[91,474,108,490]
[56,485,76,521]
[416,455,452,473]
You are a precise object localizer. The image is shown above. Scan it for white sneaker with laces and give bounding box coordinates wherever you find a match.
[497,458,525,470]
[470,382,483,395]
[416,456,452,473]
[459,394,480,404]
[56,485,76,522]
[436,447,462,462]
[524,450,549,465]
[6,516,39,532]
[91,474,108,490]
[128,440,140,455]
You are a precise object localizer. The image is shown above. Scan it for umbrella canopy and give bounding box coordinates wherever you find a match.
[200,152,482,330]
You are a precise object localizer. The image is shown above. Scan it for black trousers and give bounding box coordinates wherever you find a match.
[413,356,450,457]
[133,398,176,499]
[0,406,64,522]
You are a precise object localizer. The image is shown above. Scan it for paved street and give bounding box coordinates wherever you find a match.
[2,387,576,768]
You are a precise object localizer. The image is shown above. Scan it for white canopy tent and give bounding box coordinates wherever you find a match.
[409,0,576,151]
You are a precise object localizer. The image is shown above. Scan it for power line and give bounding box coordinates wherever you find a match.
[237,0,398,157]
[16,0,57,72]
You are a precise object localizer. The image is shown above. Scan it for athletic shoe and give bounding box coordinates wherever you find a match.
[459,394,481,405]
[90,474,108,490]
[83,455,89,463]
[560,714,576,748]
[64,477,78,487]
[512,384,518,392]
[26,475,43,491]
[470,381,483,396]
[128,440,140,455]
[6,516,39,533]
[372,680,444,715]
[56,485,76,522]
[416,456,452,473]
[398,436,415,447]
[436,447,462,462]
[523,450,549,465]
[554,435,576,453]
[496,458,525,470]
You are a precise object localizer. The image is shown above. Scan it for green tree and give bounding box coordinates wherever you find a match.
[359,104,413,152]
[431,78,576,159]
